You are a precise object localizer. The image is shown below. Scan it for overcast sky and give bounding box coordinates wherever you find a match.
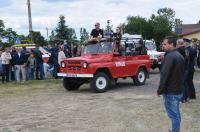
[0,0,200,39]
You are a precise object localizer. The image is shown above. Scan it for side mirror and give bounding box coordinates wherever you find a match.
[113,52,120,56]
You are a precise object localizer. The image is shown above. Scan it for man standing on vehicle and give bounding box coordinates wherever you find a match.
[157,36,185,132]
[90,22,104,40]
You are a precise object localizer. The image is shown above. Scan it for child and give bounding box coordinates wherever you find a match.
[27,52,36,80]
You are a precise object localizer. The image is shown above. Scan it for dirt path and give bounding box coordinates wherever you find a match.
[0,70,200,132]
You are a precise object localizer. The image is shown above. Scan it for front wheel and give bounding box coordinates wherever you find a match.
[133,68,147,85]
[63,78,81,91]
[90,72,110,93]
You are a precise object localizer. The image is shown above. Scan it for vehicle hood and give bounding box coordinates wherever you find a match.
[65,54,113,63]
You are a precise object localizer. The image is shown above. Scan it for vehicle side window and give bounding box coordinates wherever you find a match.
[125,42,137,56]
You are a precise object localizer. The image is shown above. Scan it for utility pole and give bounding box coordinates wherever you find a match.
[27,0,33,43]
[46,27,49,44]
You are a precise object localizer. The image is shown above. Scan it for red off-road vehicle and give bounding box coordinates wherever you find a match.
[58,40,151,93]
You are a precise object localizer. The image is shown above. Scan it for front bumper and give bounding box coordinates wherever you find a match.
[57,73,94,78]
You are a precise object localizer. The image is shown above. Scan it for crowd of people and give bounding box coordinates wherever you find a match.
[0,46,45,83]
[0,43,79,83]
[157,37,200,132]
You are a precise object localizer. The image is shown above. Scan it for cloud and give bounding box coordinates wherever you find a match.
[42,0,82,2]
[0,0,12,7]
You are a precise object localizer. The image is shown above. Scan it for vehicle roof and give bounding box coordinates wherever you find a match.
[122,33,142,39]
[13,44,36,47]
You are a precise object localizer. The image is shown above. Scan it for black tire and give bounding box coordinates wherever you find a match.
[90,72,110,93]
[133,68,147,85]
[63,78,81,91]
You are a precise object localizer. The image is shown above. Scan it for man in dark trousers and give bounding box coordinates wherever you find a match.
[33,46,44,80]
[186,43,197,99]
[176,39,190,103]
[13,48,27,83]
[157,36,185,132]
[47,44,60,79]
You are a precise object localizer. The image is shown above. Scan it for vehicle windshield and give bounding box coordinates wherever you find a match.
[145,42,156,50]
[82,42,113,54]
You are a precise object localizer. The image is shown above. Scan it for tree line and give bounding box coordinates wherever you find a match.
[1,7,199,48]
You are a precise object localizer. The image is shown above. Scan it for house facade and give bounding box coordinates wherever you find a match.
[175,24,200,40]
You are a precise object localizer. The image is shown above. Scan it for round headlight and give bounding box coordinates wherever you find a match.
[83,62,88,68]
[61,62,66,68]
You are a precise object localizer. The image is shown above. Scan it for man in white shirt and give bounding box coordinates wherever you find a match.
[1,47,12,83]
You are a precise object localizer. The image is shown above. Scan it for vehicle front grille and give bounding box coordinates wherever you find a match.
[68,66,81,71]
[66,61,82,71]
[67,61,81,65]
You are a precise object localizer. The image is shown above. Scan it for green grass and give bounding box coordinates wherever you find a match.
[0,79,62,97]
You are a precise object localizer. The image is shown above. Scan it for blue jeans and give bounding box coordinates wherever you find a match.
[29,68,35,80]
[163,94,182,132]
[39,63,44,80]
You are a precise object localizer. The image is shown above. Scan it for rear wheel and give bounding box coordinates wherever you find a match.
[133,68,147,85]
[63,78,81,91]
[90,72,110,93]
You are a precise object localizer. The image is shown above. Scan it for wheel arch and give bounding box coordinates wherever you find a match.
[95,67,113,79]
[137,65,149,78]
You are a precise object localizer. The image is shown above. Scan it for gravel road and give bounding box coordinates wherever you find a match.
[0,70,200,132]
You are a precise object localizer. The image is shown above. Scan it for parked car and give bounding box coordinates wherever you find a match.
[12,44,50,63]
[144,40,165,70]
[57,39,151,93]
[121,34,165,70]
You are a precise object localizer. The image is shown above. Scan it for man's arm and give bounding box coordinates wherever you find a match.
[157,54,174,95]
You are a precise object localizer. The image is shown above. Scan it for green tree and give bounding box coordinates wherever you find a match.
[175,18,183,28]
[124,16,153,39]
[49,30,56,45]
[55,15,77,44]
[31,31,47,46]
[157,7,175,28]
[2,28,17,46]
[17,34,29,43]
[149,15,172,49]
[0,20,5,46]
[0,20,5,36]
[80,28,89,43]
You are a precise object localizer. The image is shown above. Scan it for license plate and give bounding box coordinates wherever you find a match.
[66,73,77,77]
[158,62,161,64]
